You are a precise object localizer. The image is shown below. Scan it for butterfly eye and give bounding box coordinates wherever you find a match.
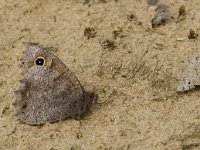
[34,57,45,66]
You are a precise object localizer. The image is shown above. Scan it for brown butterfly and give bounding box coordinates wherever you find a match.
[13,45,96,125]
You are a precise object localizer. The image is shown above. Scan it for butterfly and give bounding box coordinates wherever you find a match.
[13,45,95,125]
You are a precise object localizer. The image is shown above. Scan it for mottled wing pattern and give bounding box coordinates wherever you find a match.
[14,45,94,125]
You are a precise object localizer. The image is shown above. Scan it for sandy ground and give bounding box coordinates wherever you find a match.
[1,0,200,149]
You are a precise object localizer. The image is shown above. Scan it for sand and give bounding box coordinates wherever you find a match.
[1,0,200,149]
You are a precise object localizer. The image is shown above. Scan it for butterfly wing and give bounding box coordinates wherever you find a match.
[14,65,85,125]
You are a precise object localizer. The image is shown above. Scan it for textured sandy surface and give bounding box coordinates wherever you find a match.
[1,0,200,149]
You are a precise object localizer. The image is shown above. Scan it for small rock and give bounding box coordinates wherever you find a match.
[188,29,198,39]
[147,0,159,6]
[84,27,97,39]
[151,4,172,28]
[177,56,200,92]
